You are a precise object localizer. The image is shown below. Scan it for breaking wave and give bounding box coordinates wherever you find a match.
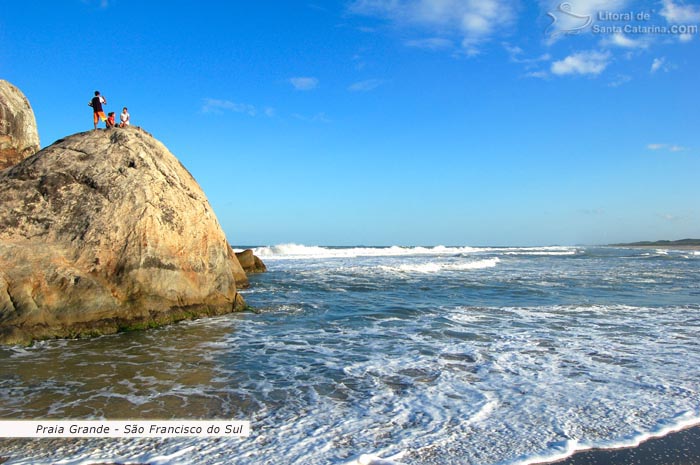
[378,258,500,273]
[251,244,579,260]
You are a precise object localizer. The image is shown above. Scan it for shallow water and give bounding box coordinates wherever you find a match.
[1,245,699,464]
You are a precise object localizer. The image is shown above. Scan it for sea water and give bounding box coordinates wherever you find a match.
[1,245,699,465]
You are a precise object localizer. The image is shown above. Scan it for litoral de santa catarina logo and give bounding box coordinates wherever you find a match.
[546,2,699,38]
[546,2,593,37]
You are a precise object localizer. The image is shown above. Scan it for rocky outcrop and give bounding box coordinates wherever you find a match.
[0,127,248,345]
[0,80,40,170]
[236,249,267,274]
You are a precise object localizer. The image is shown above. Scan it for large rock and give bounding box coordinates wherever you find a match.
[0,80,40,170]
[0,127,248,345]
[235,249,267,274]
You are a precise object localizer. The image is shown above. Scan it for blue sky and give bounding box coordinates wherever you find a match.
[1,0,698,246]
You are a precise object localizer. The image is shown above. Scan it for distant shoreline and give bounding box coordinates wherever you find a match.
[609,239,700,250]
[612,245,700,250]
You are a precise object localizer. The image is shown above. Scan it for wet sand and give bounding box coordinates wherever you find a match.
[538,426,700,465]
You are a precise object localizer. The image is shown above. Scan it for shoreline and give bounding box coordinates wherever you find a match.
[3,426,700,465]
[612,245,700,251]
[535,425,700,465]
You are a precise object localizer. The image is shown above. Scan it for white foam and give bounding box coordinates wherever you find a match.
[3,249,699,465]
[343,451,408,465]
[512,412,700,465]
[252,244,583,260]
[252,244,485,260]
[468,397,498,425]
[498,246,579,256]
[379,258,500,274]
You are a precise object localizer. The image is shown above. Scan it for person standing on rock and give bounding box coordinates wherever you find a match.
[88,91,107,129]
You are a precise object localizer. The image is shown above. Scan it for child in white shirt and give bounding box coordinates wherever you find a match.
[119,107,130,127]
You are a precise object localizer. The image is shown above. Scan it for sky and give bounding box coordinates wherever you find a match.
[1,0,698,246]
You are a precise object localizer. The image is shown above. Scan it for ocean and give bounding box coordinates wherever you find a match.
[1,244,699,465]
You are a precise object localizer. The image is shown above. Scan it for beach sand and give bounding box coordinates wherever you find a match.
[538,425,700,465]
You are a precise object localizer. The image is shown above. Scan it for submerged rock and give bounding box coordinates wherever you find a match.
[0,80,41,170]
[0,127,248,345]
[235,249,267,274]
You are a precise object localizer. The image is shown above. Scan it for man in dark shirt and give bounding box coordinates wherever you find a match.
[89,91,107,129]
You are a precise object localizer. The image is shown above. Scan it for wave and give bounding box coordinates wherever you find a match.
[378,258,500,274]
[495,246,580,256]
[342,451,408,465]
[252,244,485,260]
[512,412,700,465]
[640,249,698,260]
[252,244,580,260]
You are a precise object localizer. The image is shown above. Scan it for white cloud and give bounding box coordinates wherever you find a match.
[660,0,700,23]
[647,143,688,152]
[201,99,276,118]
[289,77,319,91]
[348,79,386,92]
[601,32,649,49]
[651,57,668,73]
[505,43,552,77]
[608,74,632,87]
[349,0,515,53]
[551,50,611,76]
[405,37,454,50]
[504,42,551,64]
[201,98,258,116]
[503,43,523,56]
[525,70,549,79]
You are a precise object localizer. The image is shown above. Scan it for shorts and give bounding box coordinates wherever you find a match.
[93,112,107,124]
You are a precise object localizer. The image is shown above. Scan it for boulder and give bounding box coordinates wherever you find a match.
[235,249,267,274]
[0,80,40,170]
[0,127,248,345]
